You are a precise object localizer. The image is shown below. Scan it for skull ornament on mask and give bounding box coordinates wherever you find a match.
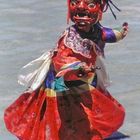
[67,0,104,31]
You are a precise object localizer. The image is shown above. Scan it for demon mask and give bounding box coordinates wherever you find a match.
[67,0,104,31]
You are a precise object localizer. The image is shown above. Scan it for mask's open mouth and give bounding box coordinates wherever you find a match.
[73,11,97,25]
[76,12,89,18]
[71,11,99,31]
[74,11,90,19]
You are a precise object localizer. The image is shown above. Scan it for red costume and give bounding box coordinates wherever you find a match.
[4,0,128,140]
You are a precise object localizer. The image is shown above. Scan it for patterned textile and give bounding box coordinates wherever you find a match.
[64,26,101,58]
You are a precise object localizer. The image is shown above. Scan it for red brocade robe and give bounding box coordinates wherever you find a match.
[4,25,125,140]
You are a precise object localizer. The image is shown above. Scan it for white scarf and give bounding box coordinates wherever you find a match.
[18,50,54,92]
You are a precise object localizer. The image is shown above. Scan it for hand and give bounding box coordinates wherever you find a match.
[77,63,101,77]
[121,22,129,38]
[79,62,91,73]
[77,63,90,77]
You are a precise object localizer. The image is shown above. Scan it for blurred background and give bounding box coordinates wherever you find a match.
[0,0,140,139]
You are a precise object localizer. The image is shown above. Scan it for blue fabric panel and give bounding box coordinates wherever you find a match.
[45,67,55,88]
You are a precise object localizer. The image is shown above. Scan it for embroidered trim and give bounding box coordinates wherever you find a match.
[64,26,100,58]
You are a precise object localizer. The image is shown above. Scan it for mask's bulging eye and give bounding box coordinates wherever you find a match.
[70,0,77,7]
[88,3,96,8]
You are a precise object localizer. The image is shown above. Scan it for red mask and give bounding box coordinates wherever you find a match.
[67,0,103,26]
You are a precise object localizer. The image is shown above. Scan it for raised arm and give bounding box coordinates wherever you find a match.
[101,22,128,43]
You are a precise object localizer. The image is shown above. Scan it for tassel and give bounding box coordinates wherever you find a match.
[108,0,121,12]
[103,0,121,19]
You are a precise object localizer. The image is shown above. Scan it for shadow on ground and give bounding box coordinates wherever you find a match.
[105,132,130,140]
